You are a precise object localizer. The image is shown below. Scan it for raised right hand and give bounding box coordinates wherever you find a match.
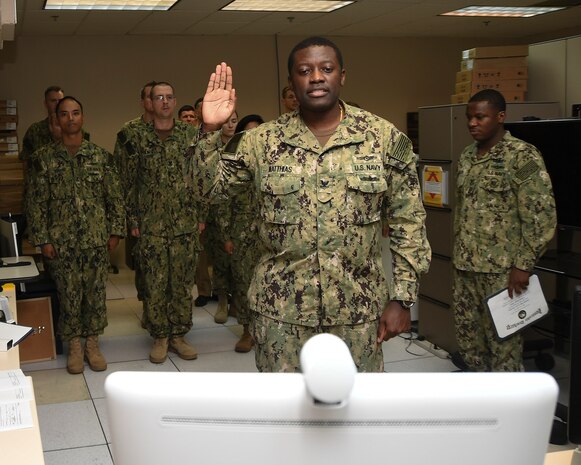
[202,62,237,131]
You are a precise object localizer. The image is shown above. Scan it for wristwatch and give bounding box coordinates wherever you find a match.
[395,300,414,310]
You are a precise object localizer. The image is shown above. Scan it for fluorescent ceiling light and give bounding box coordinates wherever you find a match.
[221,0,354,13]
[44,0,176,10]
[441,5,566,17]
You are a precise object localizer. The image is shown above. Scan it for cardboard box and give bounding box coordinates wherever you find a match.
[502,91,526,102]
[473,67,528,80]
[0,107,17,116]
[456,70,473,83]
[457,67,528,84]
[0,99,17,108]
[451,93,471,104]
[455,79,528,94]
[461,56,528,71]
[0,155,24,170]
[0,143,19,152]
[0,185,24,213]
[462,45,529,60]
[0,134,17,144]
[0,115,18,124]
[451,90,527,104]
[0,154,24,213]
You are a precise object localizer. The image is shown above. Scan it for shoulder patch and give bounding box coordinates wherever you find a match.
[515,160,539,182]
[224,132,244,155]
[390,134,412,164]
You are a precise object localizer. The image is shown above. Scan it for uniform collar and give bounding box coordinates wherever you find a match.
[470,130,512,164]
[280,100,365,151]
[54,139,90,159]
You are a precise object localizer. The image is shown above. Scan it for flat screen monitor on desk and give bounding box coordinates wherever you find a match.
[0,217,39,283]
[106,371,558,465]
[0,216,20,258]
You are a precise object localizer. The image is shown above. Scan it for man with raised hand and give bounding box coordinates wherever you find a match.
[194,37,430,373]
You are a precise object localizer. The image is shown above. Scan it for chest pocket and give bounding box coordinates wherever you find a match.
[477,174,512,213]
[47,165,75,200]
[345,174,387,225]
[83,165,104,199]
[260,174,301,224]
[139,151,163,188]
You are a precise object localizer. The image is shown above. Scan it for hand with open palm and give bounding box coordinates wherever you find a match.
[202,62,237,132]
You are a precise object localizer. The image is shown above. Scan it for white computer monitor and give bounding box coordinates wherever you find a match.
[105,370,558,465]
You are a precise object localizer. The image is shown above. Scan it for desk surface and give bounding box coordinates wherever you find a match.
[545,449,581,465]
[1,376,45,465]
[0,283,20,367]
[0,283,45,465]
[0,256,40,282]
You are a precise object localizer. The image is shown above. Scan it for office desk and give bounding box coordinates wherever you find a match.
[545,449,581,465]
[0,256,39,282]
[0,283,46,465]
[14,254,62,356]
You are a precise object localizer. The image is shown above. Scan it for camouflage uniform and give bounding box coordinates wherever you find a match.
[113,116,149,300]
[452,131,556,371]
[126,121,200,339]
[194,228,213,298]
[206,203,233,296]
[20,118,90,162]
[26,140,125,341]
[194,103,431,372]
[215,175,261,326]
[20,118,90,226]
[203,137,234,300]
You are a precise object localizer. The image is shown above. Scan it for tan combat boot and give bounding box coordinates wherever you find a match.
[228,296,238,318]
[169,336,198,360]
[149,337,169,364]
[85,335,107,371]
[67,337,84,374]
[235,325,254,353]
[214,293,228,324]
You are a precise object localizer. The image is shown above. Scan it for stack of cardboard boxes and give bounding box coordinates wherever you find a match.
[452,45,529,104]
[0,99,24,215]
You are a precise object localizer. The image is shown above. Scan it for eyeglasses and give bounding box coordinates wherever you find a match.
[153,95,175,102]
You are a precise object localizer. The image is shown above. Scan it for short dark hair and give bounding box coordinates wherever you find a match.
[44,86,63,100]
[469,89,506,112]
[150,81,174,99]
[55,96,83,114]
[178,105,195,117]
[235,114,265,133]
[194,97,203,108]
[287,36,344,75]
[141,81,157,100]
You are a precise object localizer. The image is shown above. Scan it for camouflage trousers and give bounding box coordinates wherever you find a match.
[127,234,145,301]
[50,245,109,341]
[229,230,259,326]
[194,228,212,297]
[251,312,383,373]
[205,219,233,295]
[138,233,198,338]
[452,268,524,372]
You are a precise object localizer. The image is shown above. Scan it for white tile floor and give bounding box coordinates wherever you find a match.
[20,266,575,464]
